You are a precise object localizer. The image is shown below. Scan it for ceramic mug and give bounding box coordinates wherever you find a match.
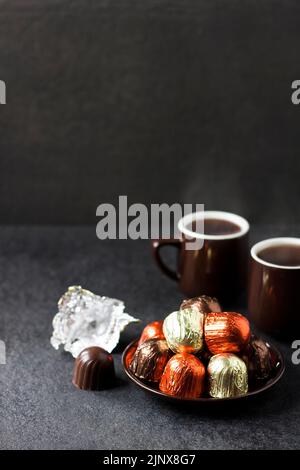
[248,237,300,336]
[152,210,249,304]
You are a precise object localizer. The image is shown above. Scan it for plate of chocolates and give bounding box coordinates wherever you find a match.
[122,296,285,402]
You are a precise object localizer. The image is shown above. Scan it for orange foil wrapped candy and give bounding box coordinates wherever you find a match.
[130,339,171,382]
[180,296,222,314]
[204,312,250,355]
[138,320,165,346]
[159,353,205,399]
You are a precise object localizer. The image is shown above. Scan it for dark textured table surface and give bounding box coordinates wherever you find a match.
[1,225,300,450]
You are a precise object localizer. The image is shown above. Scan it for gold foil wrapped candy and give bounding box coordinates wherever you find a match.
[129,339,171,382]
[207,353,248,398]
[163,308,204,354]
[159,353,206,399]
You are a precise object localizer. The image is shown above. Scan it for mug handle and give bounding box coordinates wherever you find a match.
[151,239,181,281]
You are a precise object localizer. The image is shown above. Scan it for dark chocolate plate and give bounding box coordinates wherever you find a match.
[122,339,285,403]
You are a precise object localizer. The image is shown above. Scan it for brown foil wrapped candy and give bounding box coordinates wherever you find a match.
[72,346,115,390]
[159,353,206,399]
[205,312,250,355]
[241,336,273,383]
[138,320,165,346]
[207,353,248,398]
[130,339,171,382]
[181,296,222,314]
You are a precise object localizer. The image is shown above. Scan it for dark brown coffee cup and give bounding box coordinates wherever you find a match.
[152,211,249,304]
[248,237,300,336]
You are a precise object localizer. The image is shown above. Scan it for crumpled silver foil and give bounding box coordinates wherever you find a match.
[50,286,139,357]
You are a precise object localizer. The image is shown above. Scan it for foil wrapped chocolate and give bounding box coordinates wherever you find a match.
[159,353,205,399]
[72,346,115,391]
[204,312,250,355]
[138,320,165,346]
[207,353,248,398]
[180,295,222,314]
[130,339,171,382]
[241,336,273,383]
[163,308,204,354]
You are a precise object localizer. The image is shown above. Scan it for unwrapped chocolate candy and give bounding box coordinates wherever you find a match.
[73,346,115,390]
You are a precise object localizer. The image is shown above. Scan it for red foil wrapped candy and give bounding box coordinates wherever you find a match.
[138,320,165,346]
[205,312,250,355]
[159,353,205,399]
[130,338,171,382]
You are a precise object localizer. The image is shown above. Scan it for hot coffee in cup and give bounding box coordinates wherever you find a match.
[248,237,300,336]
[152,211,249,304]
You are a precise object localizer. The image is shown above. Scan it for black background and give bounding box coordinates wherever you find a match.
[1,1,300,451]
[0,0,300,225]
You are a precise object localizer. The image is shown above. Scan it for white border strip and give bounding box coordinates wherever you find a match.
[178,210,249,240]
[251,237,300,270]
